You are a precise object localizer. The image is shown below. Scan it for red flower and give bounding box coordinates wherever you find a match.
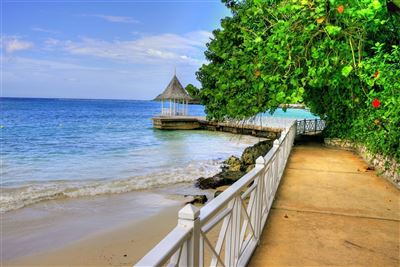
[372,98,380,109]
[374,70,380,79]
[337,5,344,14]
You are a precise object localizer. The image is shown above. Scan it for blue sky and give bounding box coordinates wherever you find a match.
[2,1,229,100]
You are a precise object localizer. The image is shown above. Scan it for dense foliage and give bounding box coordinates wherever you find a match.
[185,84,201,99]
[197,0,400,160]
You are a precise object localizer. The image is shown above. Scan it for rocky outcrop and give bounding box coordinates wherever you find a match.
[242,140,273,166]
[195,171,246,190]
[185,194,208,205]
[195,140,273,190]
[223,156,241,172]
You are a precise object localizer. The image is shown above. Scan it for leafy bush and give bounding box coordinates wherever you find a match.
[185,84,201,99]
[197,0,400,160]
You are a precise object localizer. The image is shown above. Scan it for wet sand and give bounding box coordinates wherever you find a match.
[2,191,186,266]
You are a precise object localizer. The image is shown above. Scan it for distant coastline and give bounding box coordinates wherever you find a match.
[279,103,307,109]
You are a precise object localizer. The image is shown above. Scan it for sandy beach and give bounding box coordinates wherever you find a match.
[2,180,230,267]
[5,206,181,266]
[2,190,188,266]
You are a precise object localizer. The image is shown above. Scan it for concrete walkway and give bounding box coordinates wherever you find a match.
[249,142,399,266]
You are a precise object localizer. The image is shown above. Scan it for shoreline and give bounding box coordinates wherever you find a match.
[1,130,262,214]
[2,136,266,266]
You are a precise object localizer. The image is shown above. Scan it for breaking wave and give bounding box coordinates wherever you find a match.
[0,159,221,213]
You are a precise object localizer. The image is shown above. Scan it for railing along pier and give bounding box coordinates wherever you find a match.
[136,119,324,267]
[296,118,325,135]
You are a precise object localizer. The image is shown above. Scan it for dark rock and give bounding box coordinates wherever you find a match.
[241,140,273,166]
[222,156,242,172]
[195,170,245,189]
[186,194,208,205]
[195,139,274,191]
[195,176,230,190]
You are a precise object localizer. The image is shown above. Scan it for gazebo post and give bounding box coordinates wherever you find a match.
[161,98,164,115]
[170,99,172,116]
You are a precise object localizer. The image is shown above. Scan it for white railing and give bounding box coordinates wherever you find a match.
[135,121,297,267]
[221,117,325,131]
[223,117,296,130]
[296,119,325,135]
[161,108,187,116]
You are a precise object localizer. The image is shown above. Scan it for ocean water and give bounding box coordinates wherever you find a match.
[0,98,317,213]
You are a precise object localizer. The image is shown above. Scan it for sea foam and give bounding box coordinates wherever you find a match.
[0,159,221,213]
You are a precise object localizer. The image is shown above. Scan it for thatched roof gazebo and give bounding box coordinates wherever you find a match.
[154,74,192,116]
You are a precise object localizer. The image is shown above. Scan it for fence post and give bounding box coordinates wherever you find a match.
[255,156,266,241]
[178,204,200,267]
[303,118,306,133]
[272,139,280,179]
[314,118,317,133]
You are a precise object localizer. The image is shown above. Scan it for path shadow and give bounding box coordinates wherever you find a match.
[294,133,324,146]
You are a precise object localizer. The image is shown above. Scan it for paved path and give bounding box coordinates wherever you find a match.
[249,142,399,266]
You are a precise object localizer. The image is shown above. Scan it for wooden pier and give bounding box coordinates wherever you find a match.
[152,116,282,139]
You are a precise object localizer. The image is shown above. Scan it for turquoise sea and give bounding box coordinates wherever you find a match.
[0,97,317,213]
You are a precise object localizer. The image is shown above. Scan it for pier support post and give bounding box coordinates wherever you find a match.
[178,204,200,266]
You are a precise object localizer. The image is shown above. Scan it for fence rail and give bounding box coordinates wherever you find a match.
[161,108,187,116]
[296,119,325,135]
[135,121,299,267]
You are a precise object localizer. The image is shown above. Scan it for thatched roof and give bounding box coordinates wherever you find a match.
[154,75,192,101]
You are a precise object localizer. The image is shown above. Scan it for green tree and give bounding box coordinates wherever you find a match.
[185,84,201,99]
[197,0,400,159]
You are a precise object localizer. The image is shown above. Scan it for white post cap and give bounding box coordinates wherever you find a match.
[178,204,200,220]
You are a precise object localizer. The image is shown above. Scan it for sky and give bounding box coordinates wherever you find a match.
[1,0,229,100]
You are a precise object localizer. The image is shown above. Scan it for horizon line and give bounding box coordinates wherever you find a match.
[0,96,156,102]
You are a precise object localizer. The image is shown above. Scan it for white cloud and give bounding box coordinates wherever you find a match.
[3,31,211,99]
[3,55,202,99]
[2,36,34,53]
[44,31,212,66]
[3,56,104,71]
[81,14,139,24]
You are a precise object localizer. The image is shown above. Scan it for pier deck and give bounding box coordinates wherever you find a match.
[248,141,399,266]
[152,116,282,139]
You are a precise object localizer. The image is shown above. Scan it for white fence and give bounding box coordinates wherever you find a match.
[161,108,187,116]
[135,121,298,267]
[222,117,325,131]
[296,119,325,135]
